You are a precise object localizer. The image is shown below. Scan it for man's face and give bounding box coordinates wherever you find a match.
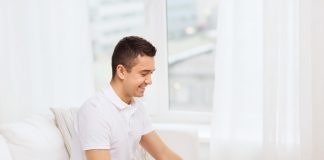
[122,55,155,98]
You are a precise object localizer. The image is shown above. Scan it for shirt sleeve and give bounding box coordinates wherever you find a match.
[76,103,112,150]
[141,107,154,135]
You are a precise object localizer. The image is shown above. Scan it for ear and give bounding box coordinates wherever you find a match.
[116,64,126,80]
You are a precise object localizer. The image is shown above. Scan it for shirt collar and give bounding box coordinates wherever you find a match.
[102,84,137,111]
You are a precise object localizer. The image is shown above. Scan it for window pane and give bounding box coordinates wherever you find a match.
[167,0,217,112]
[88,0,146,89]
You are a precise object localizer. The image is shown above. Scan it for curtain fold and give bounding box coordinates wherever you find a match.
[211,0,324,159]
[211,0,263,159]
[0,0,94,123]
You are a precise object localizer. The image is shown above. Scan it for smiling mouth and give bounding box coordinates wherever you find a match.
[139,87,145,92]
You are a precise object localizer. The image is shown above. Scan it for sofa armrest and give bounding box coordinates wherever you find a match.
[156,128,199,160]
[0,135,12,160]
[136,128,199,160]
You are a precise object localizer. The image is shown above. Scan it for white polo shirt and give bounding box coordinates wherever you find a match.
[70,84,153,160]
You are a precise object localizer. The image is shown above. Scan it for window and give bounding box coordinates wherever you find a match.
[88,0,217,122]
[167,0,217,112]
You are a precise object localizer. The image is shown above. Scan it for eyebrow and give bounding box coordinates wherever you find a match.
[140,69,155,73]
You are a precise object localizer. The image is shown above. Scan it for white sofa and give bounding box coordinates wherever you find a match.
[0,108,199,160]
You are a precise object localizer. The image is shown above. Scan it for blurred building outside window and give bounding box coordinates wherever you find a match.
[167,0,217,112]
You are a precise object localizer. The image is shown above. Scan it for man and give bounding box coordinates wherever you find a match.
[71,36,182,160]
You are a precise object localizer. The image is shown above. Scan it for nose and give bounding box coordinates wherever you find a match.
[145,75,152,85]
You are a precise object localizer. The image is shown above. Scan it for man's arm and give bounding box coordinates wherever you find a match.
[85,149,111,160]
[140,131,182,160]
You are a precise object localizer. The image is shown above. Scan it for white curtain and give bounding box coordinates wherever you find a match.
[211,0,324,159]
[0,0,94,123]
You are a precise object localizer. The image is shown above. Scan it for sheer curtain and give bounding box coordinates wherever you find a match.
[0,0,94,123]
[211,0,324,159]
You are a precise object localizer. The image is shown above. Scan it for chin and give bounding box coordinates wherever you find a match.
[137,94,144,97]
[134,92,144,97]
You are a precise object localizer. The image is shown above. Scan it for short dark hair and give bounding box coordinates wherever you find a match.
[111,36,156,77]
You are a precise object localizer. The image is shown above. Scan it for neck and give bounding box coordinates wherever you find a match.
[110,80,132,104]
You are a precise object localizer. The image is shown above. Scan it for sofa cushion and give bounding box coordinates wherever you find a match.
[0,135,12,160]
[50,107,79,156]
[0,114,69,160]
